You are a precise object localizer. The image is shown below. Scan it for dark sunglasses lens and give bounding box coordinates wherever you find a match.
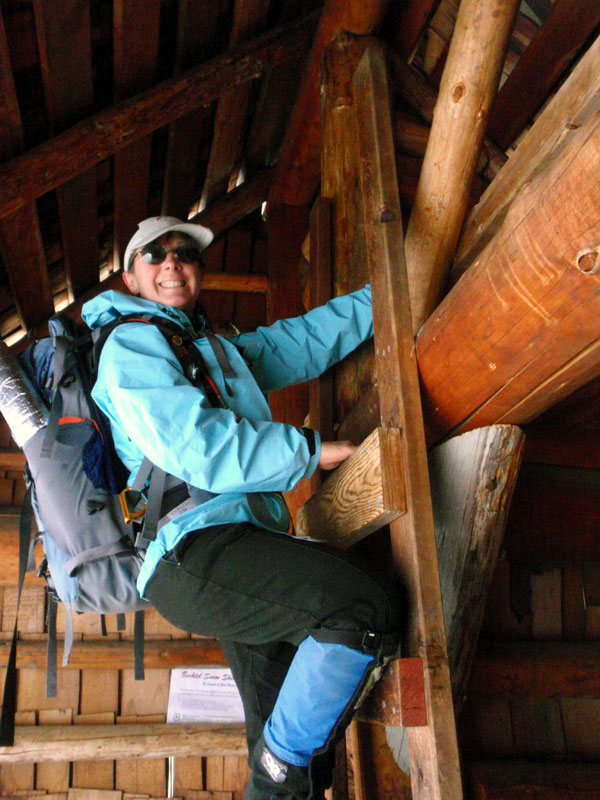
[175,246,202,263]
[139,245,201,264]
[140,245,167,264]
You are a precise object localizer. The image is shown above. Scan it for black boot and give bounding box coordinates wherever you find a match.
[245,733,314,800]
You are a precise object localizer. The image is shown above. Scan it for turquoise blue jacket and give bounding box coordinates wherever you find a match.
[82,286,373,596]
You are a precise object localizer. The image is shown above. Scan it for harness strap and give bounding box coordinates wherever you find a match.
[46,598,58,698]
[308,628,400,659]
[134,610,145,680]
[64,538,137,577]
[62,603,74,667]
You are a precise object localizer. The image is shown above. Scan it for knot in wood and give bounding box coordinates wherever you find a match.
[379,208,395,223]
[451,82,466,102]
[576,249,600,275]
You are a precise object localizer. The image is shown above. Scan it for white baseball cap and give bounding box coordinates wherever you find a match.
[123,216,214,271]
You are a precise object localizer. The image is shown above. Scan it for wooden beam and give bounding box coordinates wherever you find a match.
[389,0,440,61]
[320,34,374,423]
[0,12,319,222]
[468,760,600,799]
[296,427,406,546]
[487,0,600,150]
[0,11,53,333]
[469,640,600,699]
[190,167,274,237]
[269,0,389,206]
[267,203,311,524]
[388,49,507,180]
[199,0,269,210]
[34,0,99,302]
[0,637,226,670]
[404,0,519,333]
[417,106,600,443]
[0,450,25,470]
[112,0,161,270]
[453,31,600,280]
[0,723,247,764]
[161,0,222,219]
[353,41,462,799]
[308,197,334,493]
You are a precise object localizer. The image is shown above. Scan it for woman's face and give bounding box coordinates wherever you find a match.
[122,232,203,314]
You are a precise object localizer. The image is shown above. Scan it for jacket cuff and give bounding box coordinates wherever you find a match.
[300,426,321,477]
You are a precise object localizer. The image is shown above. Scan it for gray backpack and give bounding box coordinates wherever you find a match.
[1,313,222,745]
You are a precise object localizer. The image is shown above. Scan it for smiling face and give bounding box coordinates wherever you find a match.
[122,232,203,314]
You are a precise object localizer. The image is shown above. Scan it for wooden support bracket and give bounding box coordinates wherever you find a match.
[296,427,406,547]
[357,657,427,728]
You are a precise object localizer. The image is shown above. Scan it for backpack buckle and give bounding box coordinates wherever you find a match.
[119,487,146,524]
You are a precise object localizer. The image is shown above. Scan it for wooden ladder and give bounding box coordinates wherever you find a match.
[298,39,463,799]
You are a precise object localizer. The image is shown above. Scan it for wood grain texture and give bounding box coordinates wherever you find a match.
[0,723,247,764]
[296,427,406,545]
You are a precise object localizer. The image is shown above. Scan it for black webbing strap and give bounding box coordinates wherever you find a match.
[309,627,400,659]
[46,598,58,698]
[134,610,145,681]
[0,486,33,745]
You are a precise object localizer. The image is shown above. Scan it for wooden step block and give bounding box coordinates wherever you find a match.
[296,427,406,547]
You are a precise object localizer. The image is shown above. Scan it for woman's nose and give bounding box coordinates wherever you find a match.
[163,251,181,268]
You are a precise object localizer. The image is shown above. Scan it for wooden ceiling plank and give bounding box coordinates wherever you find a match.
[269,0,389,207]
[33,0,99,302]
[404,0,520,334]
[112,0,161,270]
[0,11,318,223]
[453,31,600,279]
[199,0,270,211]
[390,0,442,61]
[487,0,600,150]
[417,108,600,443]
[0,9,53,333]
[161,0,224,219]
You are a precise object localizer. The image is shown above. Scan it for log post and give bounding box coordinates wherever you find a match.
[353,41,463,799]
[453,31,600,279]
[269,0,388,206]
[404,0,520,333]
[320,34,374,423]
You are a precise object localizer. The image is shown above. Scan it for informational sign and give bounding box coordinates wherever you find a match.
[167,667,245,724]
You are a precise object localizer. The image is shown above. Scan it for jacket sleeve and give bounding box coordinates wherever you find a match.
[92,324,321,493]
[233,285,373,392]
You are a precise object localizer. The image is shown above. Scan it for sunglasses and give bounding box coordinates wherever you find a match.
[134,244,203,266]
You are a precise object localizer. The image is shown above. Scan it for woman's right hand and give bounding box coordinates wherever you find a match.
[318,441,356,470]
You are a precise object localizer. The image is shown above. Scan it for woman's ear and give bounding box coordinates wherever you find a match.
[122,269,139,295]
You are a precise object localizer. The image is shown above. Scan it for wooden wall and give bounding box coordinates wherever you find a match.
[0,593,250,799]
[461,441,600,798]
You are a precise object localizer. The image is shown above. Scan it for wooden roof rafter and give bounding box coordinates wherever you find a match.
[0,7,53,333]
